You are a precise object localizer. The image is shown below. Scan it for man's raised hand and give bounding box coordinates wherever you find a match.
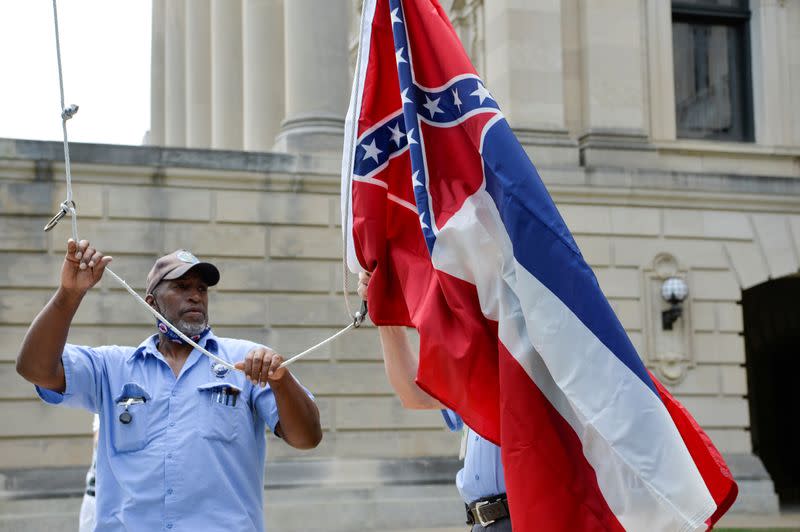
[61,239,112,297]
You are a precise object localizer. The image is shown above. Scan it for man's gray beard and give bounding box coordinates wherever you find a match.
[177,319,207,336]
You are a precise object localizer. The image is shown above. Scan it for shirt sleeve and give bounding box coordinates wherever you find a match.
[252,376,315,435]
[441,409,464,432]
[35,344,104,413]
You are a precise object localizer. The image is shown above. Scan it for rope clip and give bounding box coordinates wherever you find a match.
[43,200,76,232]
[353,300,368,328]
[61,104,79,120]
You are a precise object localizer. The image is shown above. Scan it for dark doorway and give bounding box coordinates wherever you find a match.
[742,275,800,505]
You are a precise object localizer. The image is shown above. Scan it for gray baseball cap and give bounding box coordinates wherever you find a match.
[145,249,219,295]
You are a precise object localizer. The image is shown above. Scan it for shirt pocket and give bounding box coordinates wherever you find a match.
[197,382,245,443]
[112,383,152,453]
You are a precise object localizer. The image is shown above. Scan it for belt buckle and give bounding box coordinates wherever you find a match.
[474,500,496,527]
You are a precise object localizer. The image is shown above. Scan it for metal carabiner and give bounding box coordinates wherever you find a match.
[61,104,79,121]
[43,200,76,232]
[353,300,368,328]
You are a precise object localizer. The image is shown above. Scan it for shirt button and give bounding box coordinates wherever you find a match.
[167,453,173,459]
[167,488,173,495]
[166,523,173,529]
[475,474,480,481]
[169,422,175,427]
[171,391,177,397]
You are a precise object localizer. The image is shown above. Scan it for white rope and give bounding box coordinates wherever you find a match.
[279,323,355,368]
[48,0,235,371]
[46,0,362,373]
[50,0,78,242]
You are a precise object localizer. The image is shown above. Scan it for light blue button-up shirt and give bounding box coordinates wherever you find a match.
[36,331,312,532]
[442,410,506,504]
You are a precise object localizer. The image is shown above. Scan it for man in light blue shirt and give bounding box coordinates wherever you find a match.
[440,410,506,511]
[17,240,322,531]
[358,273,510,531]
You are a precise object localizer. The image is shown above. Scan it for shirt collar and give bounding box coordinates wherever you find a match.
[130,330,219,360]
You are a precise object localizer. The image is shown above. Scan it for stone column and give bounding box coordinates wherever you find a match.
[484,0,575,166]
[274,0,350,154]
[577,0,653,165]
[149,0,166,146]
[644,0,677,142]
[211,0,244,150]
[185,0,212,148]
[484,0,566,132]
[790,1,800,147]
[243,0,285,152]
[164,0,186,146]
[750,0,794,146]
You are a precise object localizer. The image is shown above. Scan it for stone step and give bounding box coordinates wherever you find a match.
[0,454,782,531]
[0,497,81,532]
[265,484,464,531]
[0,484,464,532]
[0,458,466,531]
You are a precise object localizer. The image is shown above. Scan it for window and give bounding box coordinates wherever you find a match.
[671,0,753,141]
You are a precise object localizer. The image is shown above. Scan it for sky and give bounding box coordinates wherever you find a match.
[0,1,151,146]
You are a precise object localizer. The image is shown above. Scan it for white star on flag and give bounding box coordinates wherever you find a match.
[361,139,382,163]
[406,128,418,145]
[388,123,404,147]
[395,47,407,65]
[423,95,443,118]
[390,8,403,25]
[471,81,492,104]
[419,213,429,229]
[401,88,413,105]
[452,88,462,112]
[412,171,424,188]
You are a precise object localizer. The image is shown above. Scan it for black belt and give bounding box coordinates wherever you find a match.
[465,494,509,527]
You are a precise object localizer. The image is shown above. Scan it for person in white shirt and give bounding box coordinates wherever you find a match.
[78,413,99,532]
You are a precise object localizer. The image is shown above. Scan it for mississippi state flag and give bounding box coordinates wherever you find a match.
[341,0,737,529]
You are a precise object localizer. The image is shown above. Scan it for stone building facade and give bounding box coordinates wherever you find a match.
[1,0,799,528]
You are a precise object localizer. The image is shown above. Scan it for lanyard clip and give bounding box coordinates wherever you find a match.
[44,200,76,232]
[117,396,145,424]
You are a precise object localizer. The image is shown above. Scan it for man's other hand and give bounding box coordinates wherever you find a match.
[235,347,287,387]
[357,271,371,301]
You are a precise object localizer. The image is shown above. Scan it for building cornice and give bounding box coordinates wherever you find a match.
[1,138,799,211]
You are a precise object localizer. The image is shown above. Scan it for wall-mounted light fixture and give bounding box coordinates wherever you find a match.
[661,276,689,330]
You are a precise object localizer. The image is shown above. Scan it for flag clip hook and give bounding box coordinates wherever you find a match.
[44,200,76,232]
[353,300,368,328]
